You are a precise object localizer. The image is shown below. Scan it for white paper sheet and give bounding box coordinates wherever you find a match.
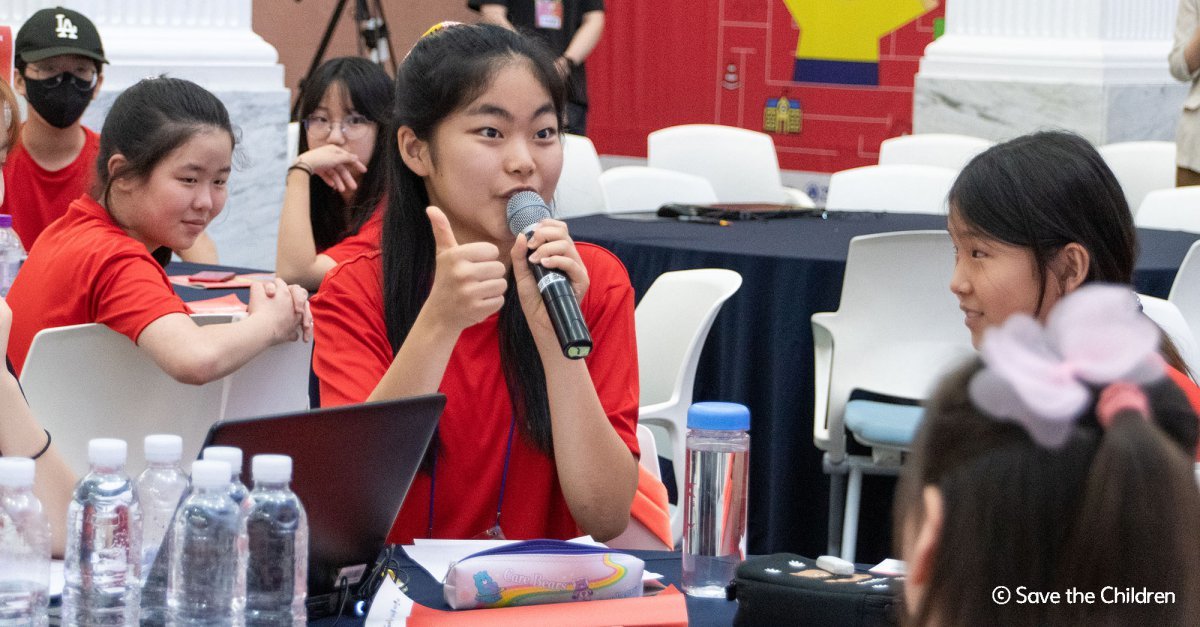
[364,574,415,626]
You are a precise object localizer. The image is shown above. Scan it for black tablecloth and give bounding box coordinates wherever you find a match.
[309,548,738,626]
[567,212,1200,558]
[166,260,264,303]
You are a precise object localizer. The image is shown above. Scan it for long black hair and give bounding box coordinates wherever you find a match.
[382,23,565,454]
[297,57,392,250]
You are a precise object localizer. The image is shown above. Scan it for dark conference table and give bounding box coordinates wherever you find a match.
[567,211,1200,558]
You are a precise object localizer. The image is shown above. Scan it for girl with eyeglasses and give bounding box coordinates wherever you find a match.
[276,57,393,290]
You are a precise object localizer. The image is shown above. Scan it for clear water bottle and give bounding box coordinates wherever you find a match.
[244,455,308,626]
[202,446,249,509]
[63,438,142,626]
[137,435,188,626]
[168,460,246,626]
[0,458,50,626]
[681,402,750,598]
[0,214,25,297]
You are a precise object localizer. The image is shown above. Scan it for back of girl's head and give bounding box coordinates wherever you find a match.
[95,76,234,202]
[0,78,17,151]
[950,131,1136,298]
[296,56,392,154]
[896,287,1200,625]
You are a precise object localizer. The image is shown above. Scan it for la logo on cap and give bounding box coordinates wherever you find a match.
[54,13,78,40]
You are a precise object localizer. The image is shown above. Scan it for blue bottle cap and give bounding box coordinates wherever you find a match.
[687,401,750,431]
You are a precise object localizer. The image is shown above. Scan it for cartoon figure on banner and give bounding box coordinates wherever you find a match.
[722,62,740,91]
[763,95,802,135]
[783,0,939,85]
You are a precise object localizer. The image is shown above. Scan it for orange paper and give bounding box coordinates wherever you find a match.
[169,272,275,289]
[186,294,248,314]
[406,585,689,627]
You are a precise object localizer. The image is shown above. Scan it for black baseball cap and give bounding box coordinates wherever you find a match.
[15,7,107,65]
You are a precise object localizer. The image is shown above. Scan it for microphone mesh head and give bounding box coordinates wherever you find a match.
[507,191,551,235]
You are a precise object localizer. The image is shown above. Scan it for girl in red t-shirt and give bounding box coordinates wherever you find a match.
[276,57,392,290]
[311,23,640,543]
[7,77,312,384]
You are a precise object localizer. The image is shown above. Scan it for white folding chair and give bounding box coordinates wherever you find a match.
[553,133,606,218]
[647,124,813,206]
[1098,141,1177,217]
[877,133,993,172]
[812,231,974,561]
[1140,294,1200,377]
[20,323,226,476]
[20,319,313,477]
[636,268,742,543]
[287,121,300,163]
[1134,186,1200,233]
[599,166,719,214]
[1169,241,1200,359]
[825,164,958,215]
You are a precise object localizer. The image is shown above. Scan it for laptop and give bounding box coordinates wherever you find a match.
[195,393,445,617]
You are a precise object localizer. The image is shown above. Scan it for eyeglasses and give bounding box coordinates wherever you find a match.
[303,113,375,140]
[24,64,98,91]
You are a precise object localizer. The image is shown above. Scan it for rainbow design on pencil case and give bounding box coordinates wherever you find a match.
[485,554,629,608]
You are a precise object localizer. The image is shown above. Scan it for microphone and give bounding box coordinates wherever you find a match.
[507,191,593,359]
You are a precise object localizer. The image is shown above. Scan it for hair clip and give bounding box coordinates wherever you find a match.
[420,21,463,39]
[968,284,1164,448]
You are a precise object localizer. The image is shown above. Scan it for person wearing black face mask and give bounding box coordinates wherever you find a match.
[1,6,218,262]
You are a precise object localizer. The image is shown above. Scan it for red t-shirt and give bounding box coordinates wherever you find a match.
[311,243,640,543]
[1,127,100,251]
[6,195,190,374]
[322,203,383,264]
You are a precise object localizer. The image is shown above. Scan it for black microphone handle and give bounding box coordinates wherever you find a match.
[528,257,593,359]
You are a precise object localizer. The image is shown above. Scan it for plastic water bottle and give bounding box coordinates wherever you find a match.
[168,460,246,626]
[0,458,50,626]
[137,435,188,626]
[63,438,142,626]
[202,446,249,509]
[681,402,750,598]
[244,455,308,626]
[0,214,24,297]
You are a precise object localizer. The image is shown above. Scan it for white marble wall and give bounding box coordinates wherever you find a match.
[3,1,288,269]
[915,0,1188,145]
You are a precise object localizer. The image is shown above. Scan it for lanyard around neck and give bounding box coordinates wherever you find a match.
[426,412,518,539]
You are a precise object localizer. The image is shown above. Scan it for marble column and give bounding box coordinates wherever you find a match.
[2,0,288,269]
[913,0,1187,145]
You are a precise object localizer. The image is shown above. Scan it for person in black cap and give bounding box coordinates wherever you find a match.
[1,6,217,260]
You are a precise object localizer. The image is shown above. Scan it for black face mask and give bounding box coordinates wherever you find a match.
[22,74,94,129]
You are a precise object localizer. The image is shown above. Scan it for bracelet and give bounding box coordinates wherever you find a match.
[288,160,313,176]
[30,428,51,460]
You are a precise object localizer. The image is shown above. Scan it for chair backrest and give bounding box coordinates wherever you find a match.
[1134,186,1200,233]
[287,121,300,163]
[635,269,743,409]
[553,133,606,218]
[1098,141,1176,216]
[647,124,792,204]
[1140,294,1200,377]
[825,164,958,214]
[812,231,974,456]
[877,133,993,171]
[635,424,660,480]
[599,166,719,214]
[20,321,313,476]
[1169,240,1200,354]
[20,323,226,476]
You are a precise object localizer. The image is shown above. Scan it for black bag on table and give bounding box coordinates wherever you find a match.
[728,553,902,626]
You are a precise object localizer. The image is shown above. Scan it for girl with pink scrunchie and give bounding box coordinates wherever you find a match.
[895,284,1200,625]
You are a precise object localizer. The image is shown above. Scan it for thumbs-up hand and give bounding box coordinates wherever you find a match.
[425,206,508,331]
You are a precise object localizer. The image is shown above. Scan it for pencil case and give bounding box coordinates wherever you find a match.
[443,539,645,610]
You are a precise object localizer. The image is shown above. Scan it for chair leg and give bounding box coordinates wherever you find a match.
[841,466,862,563]
[827,472,846,556]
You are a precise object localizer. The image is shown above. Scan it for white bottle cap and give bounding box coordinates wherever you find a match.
[144,434,183,464]
[202,446,243,477]
[0,458,35,487]
[88,438,127,468]
[252,454,292,484]
[191,460,231,489]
